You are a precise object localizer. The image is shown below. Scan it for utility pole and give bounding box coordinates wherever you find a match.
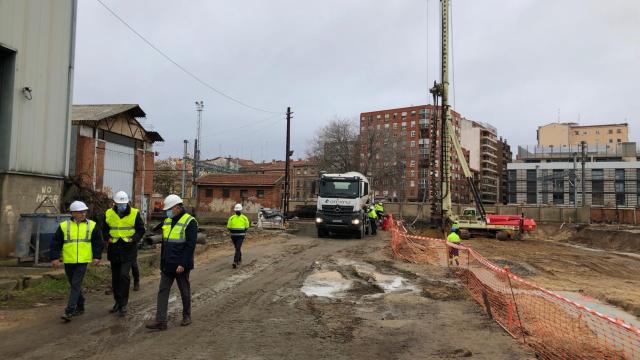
[193,101,204,199]
[182,140,188,198]
[284,107,292,217]
[440,0,452,224]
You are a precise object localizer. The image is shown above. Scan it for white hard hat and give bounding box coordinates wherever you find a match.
[70,201,89,212]
[163,194,183,210]
[113,191,129,204]
[234,204,243,211]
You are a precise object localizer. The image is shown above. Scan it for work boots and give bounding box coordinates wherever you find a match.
[181,316,192,327]
[145,320,167,331]
[133,281,140,291]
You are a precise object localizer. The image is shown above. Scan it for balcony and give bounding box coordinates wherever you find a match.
[482,142,497,151]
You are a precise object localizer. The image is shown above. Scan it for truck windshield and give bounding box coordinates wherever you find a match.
[319,180,359,199]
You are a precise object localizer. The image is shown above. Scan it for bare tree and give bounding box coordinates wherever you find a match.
[359,121,408,201]
[307,117,360,173]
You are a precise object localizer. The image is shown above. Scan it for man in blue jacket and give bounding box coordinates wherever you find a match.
[145,194,197,331]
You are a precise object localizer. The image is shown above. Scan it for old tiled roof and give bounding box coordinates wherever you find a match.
[196,173,283,186]
[72,104,146,122]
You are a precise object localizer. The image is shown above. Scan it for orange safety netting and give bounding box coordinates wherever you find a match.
[388,215,640,360]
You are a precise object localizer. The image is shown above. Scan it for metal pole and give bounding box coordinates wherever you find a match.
[440,0,452,223]
[284,107,292,217]
[573,153,577,208]
[182,140,188,198]
[581,141,586,206]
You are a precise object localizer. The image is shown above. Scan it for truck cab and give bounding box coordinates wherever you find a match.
[315,172,370,238]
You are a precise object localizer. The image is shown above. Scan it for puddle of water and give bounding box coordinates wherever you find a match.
[555,291,640,329]
[301,270,353,298]
[370,273,419,293]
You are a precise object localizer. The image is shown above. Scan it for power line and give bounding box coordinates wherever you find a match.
[95,0,280,114]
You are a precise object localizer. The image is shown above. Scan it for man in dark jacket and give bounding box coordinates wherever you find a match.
[146,194,197,331]
[102,191,145,316]
[51,201,103,322]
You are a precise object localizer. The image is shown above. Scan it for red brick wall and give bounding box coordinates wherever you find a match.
[197,185,282,210]
[75,135,105,190]
[133,149,155,209]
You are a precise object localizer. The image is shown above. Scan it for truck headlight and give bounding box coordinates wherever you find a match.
[351,219,360,225]
[315,217,323,223]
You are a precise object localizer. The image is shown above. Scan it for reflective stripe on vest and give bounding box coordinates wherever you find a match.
[105,208,138,242]
[60,220,95,264]
[368,209,377,219]
[447,232,461,243]
[162,213,196,243]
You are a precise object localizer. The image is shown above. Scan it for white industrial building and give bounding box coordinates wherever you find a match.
[0,0,77,257]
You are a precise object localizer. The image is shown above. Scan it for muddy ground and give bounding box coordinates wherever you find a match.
[0,225,531,359]
[458,225,640,319]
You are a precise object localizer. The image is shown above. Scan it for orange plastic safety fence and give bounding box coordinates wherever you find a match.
[387,215,640,360]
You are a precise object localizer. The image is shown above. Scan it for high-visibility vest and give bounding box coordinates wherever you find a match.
[227,214,250,236]
[162,213,196,243]
[60,219,96,264]
[452,222,460,230]
[375,204,384,212]
[447,232,461,243]
[105,207,138,243]
[368,208,378,219]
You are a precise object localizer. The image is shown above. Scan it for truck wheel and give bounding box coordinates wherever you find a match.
[496,231,510,241]
[317,228,327,238]
[459,229,471,240]
[355,223,364,239]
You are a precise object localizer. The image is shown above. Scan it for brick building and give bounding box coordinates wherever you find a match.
[71,104,163,217]
[290,160,318,201]
[195,174,284,217]
[496,137,513,204]
[359,105,471,203]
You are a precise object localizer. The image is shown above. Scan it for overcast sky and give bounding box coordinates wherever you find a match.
[73,0,640,161]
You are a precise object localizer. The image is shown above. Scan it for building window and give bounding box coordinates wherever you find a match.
[384,123,390,129]
[617,139,621,143]
[222,188,230,198]
[401,122,407,130]
[637,169,640,206]
[393,123,398,129]
[574,131,580,135]
[205,189,213,198]
[257,190,264,198]
[240,189,249,198]
[553,169,564,205]
[609,139,613,143]
[410,121,416,127]
[410,141,416,147]
[615,169,625,206]
[617,129,622,134]
[591,169,604,205]
[608,129,613,134]
[410,160,416,167]
[507,170,517,203]
[526,169,537,204]
[410,130,416,137]
[410,180,415,187]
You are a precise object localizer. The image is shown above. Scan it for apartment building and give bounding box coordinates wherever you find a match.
[537,122,628,147]
[508,142,639,207]
[460,119,506,204]
[359,105,471,204]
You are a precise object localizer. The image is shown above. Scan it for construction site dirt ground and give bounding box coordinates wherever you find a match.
[0,224,533,359]
[418,223,640,321]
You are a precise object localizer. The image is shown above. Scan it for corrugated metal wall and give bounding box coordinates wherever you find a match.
[0,0,75,176]
[103,142,135,198]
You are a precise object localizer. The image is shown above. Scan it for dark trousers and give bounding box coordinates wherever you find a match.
[155,270,191,322]
[231,236,244,263]
[370,219,377,235]
[131,260,140,283]
[64,263,88,314]
[111,261,132,307]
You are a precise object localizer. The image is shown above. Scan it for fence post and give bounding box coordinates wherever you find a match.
[505,267,526,344]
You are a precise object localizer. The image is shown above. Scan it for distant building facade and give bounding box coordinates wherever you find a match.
[508,141,639,207]
[537,122,629,147]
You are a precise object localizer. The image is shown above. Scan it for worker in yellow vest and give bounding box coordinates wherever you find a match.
[103,191,145,317]
[227,204,250,269]
[50,201,103,322]
[146,194,198,331]
[368,205,378,235]
[447,226,462,266]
